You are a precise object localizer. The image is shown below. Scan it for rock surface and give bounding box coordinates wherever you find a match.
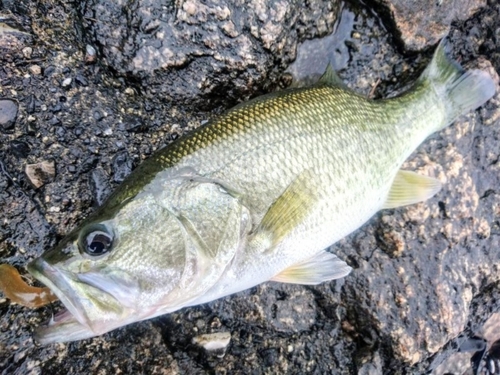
[373,0,487,51]
[0,0,499,374]
[80,0,340,107]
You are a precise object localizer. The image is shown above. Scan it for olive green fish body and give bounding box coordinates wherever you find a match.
[27,41,496,344]
[164,83,442,300]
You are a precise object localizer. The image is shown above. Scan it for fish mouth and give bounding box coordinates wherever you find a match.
[27,257,96,344]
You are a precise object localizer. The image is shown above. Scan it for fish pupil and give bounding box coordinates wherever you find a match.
[86,231,112,255]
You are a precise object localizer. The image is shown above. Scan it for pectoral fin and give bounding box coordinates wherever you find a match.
[382,170,442,209]
[253,171,315,250]
[271,252,352,285]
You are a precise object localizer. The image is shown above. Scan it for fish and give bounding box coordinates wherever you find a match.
[23,40,495,345]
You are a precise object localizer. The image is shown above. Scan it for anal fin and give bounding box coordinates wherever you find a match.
[382,170,442,209]
[271,252,352,285]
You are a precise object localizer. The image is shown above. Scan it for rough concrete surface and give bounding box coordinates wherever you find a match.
[0,0,499,374]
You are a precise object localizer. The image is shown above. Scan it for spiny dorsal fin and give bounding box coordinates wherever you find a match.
[271,252,352,285]
[319,63,346,87]
[382,170,442,209]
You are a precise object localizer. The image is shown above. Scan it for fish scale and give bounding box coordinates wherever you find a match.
[15,40,495,344]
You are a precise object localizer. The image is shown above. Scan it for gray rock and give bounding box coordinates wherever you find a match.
[0,99,18,130]
[0,17,31,52]
[25,160,56,188]
[79,0,340,105]
[285,7,355,86]
[373,0,487,50]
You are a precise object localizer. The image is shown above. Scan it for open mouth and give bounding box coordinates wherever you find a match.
[27,258,96,344]
[28,257,88,326]
[27,257,140,345]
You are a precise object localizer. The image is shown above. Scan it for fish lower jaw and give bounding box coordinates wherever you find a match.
[27,258,106,344]
[28,258,90,326]
[34,308,97,345]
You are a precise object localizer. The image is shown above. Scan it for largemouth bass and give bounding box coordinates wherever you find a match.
[25,41,495,344]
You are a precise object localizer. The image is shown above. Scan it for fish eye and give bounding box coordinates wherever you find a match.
[79,225,114,256]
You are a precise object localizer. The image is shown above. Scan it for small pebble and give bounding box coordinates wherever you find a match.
[26,122,36,135]
[26,94,36,114]
[90,167,111,205]
[25,160,56,188]
[49,116,61,126]
[22,47,32,59]
[0,99,18,130]
[93,110,104,121]
[125,115,147,132]
[182,1,197,16]
[43,65,56,77]
[85,44,97,64]
[75,74,88,86]
[28,65,41,75]
[62,77,72,88]
[112,150,132,183]
[192,332,231,357]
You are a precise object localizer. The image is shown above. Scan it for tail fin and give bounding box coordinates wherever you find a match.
[419,39,495,128]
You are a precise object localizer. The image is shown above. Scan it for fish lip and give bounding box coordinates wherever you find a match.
[27,257,89,330]
[75,271,140,309]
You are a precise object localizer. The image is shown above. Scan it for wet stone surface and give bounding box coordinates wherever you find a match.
[79,0,340,107]
[372,0,487,51]
[0,0,499,374]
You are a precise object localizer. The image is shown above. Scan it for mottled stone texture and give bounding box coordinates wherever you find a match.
[374,0,487,50]
[79,0,339,106]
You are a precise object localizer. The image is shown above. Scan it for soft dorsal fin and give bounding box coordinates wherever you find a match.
[319,63,346,87]
[382,170,442,209]
[271,251,352,285]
